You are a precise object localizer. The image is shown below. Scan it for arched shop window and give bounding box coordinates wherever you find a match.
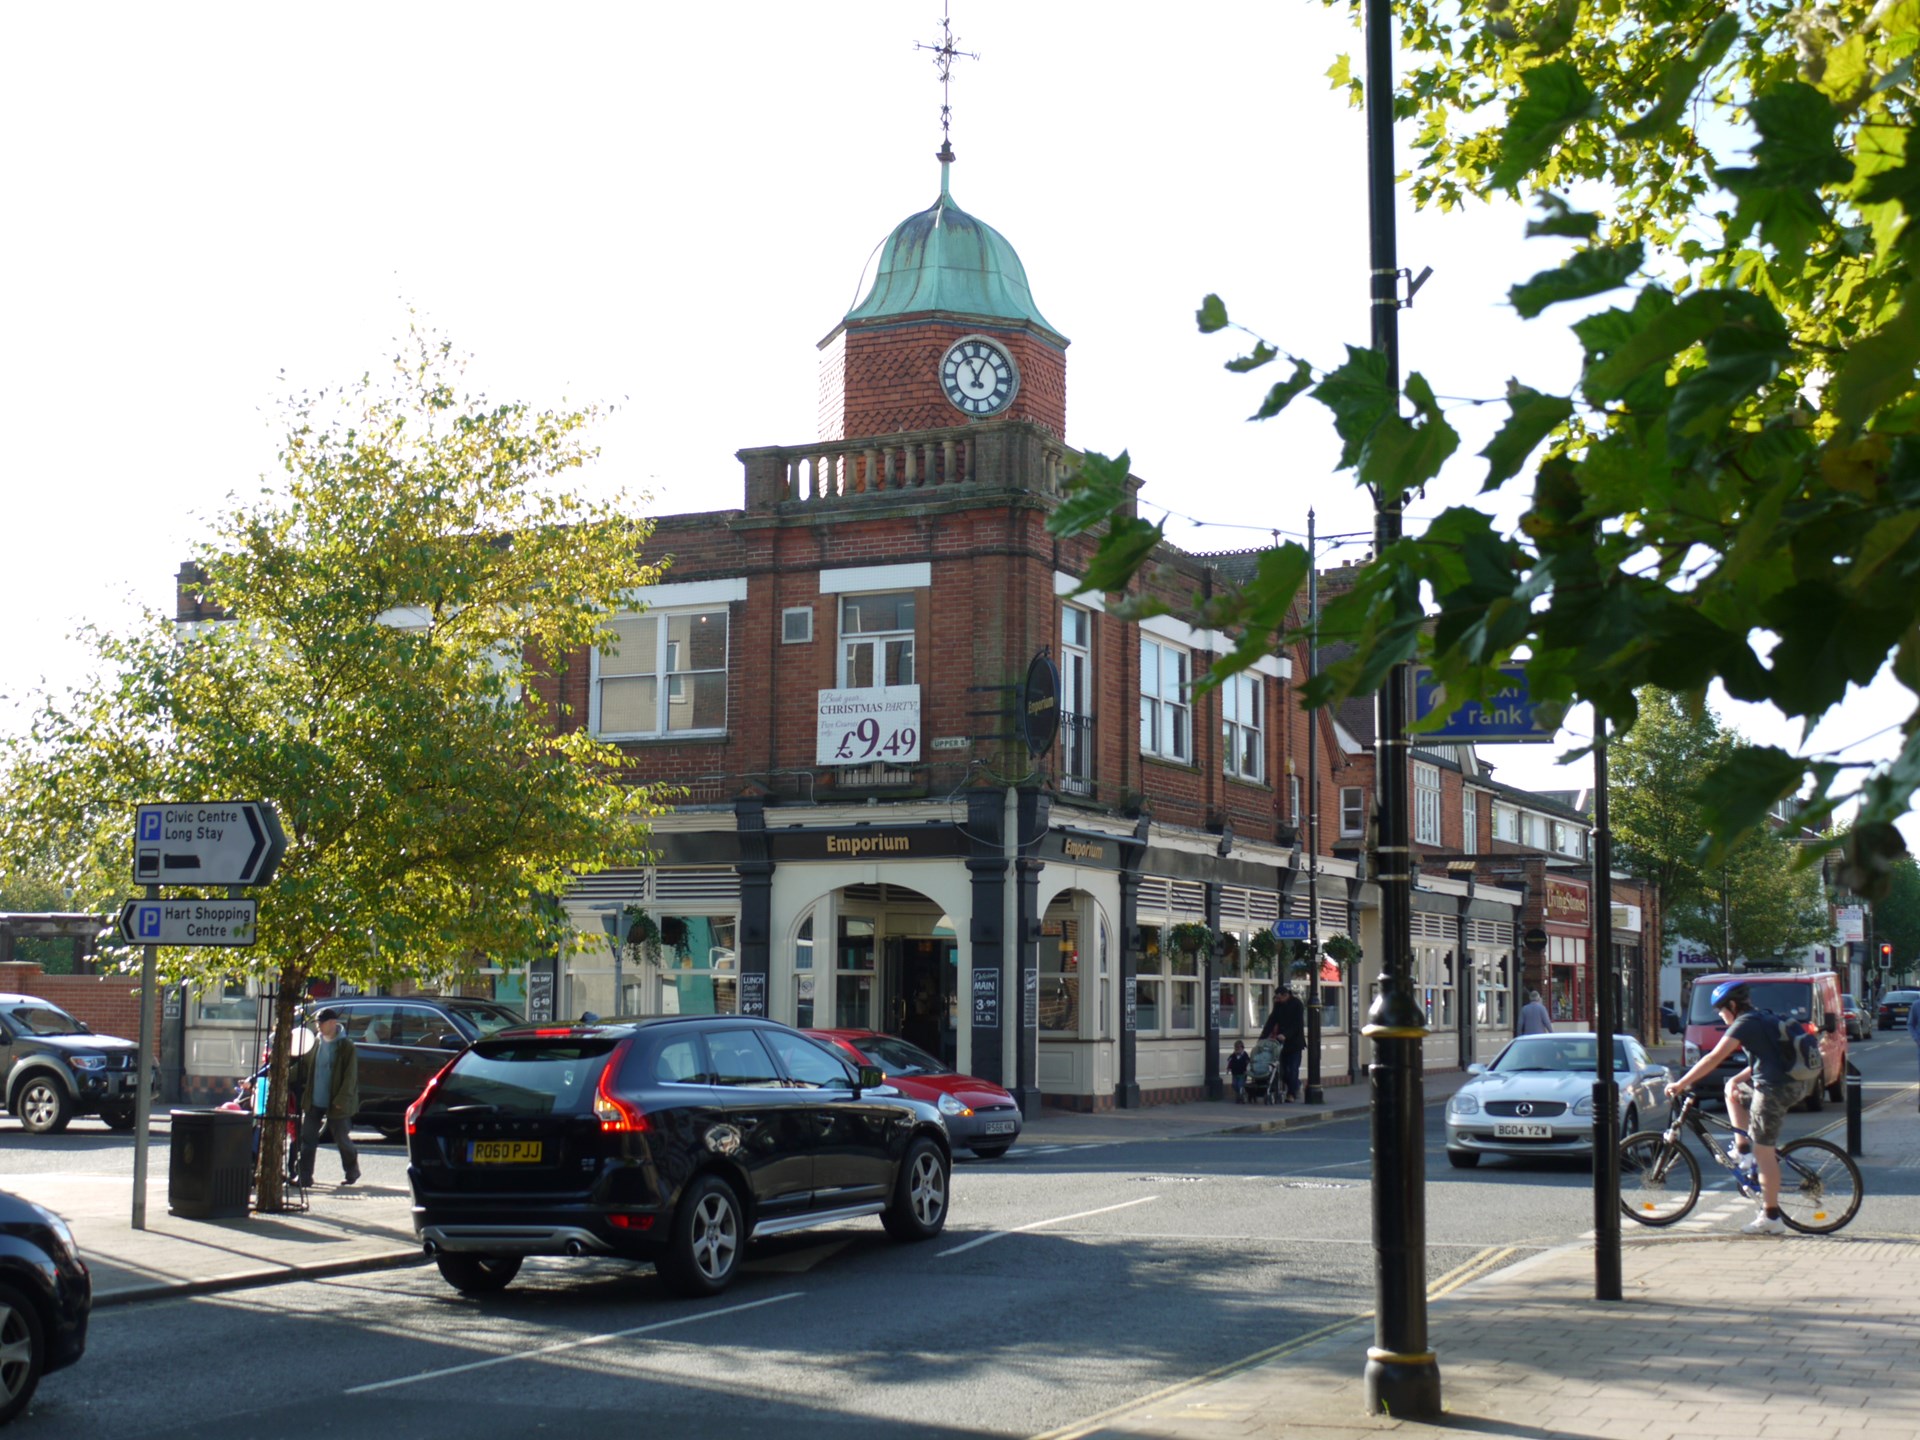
[1039,907,1081,1034]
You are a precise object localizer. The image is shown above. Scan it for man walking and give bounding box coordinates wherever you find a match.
[293,1007,361,1187]
[1260,986,1308,1102]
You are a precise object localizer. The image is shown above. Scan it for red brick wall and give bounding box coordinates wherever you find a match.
[0,962,159,1056]
[823,319,1067,442]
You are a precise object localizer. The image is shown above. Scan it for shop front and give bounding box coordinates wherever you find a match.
[1542,875,1591,1027]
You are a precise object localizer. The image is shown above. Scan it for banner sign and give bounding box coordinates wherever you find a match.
[816,686,922,766]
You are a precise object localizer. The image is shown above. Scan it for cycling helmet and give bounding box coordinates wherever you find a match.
[1709,980,1750,1010]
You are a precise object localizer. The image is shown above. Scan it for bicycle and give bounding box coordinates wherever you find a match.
[1618,1091,1862,1234]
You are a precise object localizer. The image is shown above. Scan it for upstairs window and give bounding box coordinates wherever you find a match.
[1222,672,1264,782]
[1140,637,1191,762]
[840,592,915,688]
[593,609,729,738]
[1414,761,1443,845]
[1340,786,1366,838]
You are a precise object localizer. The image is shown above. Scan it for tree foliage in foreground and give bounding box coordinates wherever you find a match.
[1051,0,1920,898]
[0,329,669,1203]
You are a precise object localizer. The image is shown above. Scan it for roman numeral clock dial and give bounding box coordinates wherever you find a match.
[940,336,1019,416]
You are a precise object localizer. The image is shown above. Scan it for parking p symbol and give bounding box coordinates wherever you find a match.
[139,810,162,843]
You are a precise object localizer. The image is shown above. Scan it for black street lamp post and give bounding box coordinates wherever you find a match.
[1361,0,1441,1417]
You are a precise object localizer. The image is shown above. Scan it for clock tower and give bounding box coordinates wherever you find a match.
[818,159,1068,443]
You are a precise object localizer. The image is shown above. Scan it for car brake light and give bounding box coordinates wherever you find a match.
[594,1040,648,1133]
[526,1027,578,1037]
[405,1054,462,1137]
[607,1213,656,1231]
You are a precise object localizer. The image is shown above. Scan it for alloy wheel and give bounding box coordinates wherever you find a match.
[690,1190,739,1281]
[907,1151,947,1228]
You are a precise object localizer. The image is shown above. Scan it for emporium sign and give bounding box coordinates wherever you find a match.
[817,686,921,766]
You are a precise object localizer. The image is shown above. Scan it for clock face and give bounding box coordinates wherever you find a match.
[940,336,1019,416]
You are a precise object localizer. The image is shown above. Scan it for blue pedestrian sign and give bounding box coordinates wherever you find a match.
[1272,918,1311,941]
[1412,667,1555,743]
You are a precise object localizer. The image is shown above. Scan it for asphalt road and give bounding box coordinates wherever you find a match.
[8,1034,1915,1440]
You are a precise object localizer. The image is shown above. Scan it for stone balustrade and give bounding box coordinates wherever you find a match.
[738,420,1076,510]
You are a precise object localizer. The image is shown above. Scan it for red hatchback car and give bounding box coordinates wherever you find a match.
[806,1030,1024,1159]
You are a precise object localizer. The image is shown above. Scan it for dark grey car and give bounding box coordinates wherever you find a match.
[0,995,156,1135]
[295,996,523,1140]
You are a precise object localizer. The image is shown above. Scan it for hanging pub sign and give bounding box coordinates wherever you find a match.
[1019,650,1061,757]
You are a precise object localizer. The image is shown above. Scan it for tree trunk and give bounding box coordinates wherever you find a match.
[255,964,307,1211]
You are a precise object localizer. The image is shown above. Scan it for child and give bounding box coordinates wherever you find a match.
[1228,1040,1250,1102]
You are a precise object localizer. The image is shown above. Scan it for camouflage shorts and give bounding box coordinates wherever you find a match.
[1736,1079,1808,1147]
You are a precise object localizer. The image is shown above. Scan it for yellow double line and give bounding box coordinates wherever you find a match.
[1030,1245,1518,1440]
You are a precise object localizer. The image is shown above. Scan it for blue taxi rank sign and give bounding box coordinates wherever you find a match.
[1412,667,1555,743]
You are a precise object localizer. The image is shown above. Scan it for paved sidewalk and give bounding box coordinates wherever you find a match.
[1045,1095,1920,1440]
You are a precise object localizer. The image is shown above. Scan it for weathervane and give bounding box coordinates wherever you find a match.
[914,1,979,164]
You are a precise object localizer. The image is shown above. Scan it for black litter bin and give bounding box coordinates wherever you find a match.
[169,1108,252,1219]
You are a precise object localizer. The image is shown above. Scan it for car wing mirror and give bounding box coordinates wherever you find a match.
[854,1064,885,1092]
[1821,1014,1838,1034]
[436,1033,466,1050]
[1465,1063,1486,1076]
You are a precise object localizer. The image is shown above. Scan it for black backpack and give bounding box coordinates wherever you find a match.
[1761,1008,1824,1084]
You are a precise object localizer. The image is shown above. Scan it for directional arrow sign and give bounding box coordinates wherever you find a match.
[1272,919,1311,941]
[132,801,286,886]
[118,899,258,947]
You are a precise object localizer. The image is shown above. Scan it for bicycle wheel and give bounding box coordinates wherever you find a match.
[1618,1131,1700,1225]
[1774,1137,1862,1234]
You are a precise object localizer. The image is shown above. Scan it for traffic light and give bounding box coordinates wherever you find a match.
[1879,941,1893,968]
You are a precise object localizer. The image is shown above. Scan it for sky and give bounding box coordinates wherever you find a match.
[3,2,1913,844]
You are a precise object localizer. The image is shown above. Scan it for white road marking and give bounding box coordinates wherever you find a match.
[936,1195,1160,1258]
[343,1290,803,1393]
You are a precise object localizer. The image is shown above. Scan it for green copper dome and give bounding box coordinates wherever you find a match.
[845,167,1064,339]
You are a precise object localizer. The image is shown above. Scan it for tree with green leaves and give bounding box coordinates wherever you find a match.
[0,328,669,1205]
[1870,855,1920,983]
[1609,688,1829,966]
[1052,0,1920,898]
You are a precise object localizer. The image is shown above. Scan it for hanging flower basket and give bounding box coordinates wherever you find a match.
[622,904,660,949]
[1167,921,1214,957]
[1247,929,1279,977]
[1322,933,1362,972]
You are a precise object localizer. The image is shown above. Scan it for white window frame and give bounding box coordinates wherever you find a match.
[1340,786,1366,838]
[1222,672,1265,782]
[1414,761,1443,845]
[838,591,915,689]
[782,607,813,644]
[1463,789,1479,852]
[1493,803,1520,842]
[1061,603,1093,788]
[591,606,730,739]
[1140,636,1191,762]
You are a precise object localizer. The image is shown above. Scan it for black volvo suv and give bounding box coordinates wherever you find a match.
[406,1015,952,1298]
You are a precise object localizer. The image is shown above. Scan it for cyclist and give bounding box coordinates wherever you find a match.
[1664,980,1808,1235]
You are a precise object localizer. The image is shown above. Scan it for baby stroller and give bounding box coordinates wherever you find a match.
[1247,1038,1284,1105]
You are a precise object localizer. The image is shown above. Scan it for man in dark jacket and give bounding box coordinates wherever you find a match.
[293,1007,361,1187]
[1259,987,1308,1102]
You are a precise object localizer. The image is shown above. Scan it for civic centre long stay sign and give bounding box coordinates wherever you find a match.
[816,686,922,765]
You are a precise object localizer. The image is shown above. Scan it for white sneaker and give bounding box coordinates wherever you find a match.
[1741,1211,1787,1236]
